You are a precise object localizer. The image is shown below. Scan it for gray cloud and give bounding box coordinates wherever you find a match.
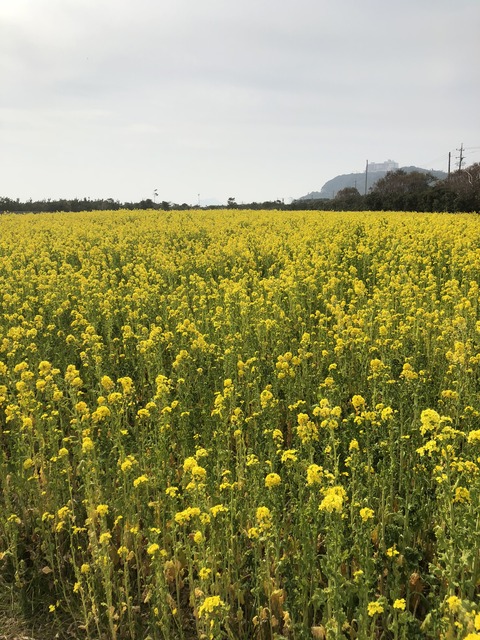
[1,0,479,203]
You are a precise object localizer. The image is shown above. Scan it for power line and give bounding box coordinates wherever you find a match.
[421,145,480,173]
[420,152,452,168]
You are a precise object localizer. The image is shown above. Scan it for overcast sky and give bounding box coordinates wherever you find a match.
[1,0,479,205]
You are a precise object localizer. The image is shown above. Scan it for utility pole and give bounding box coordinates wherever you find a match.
[364,160,369,196]
[457,143,465,170]
[448,152,451,178]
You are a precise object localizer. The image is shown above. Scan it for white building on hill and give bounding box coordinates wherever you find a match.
[368,159,399,172]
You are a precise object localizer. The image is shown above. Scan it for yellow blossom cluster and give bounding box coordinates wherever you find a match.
[1,208,480,638]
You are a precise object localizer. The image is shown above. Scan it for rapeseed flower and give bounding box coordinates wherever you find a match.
[296,413,319,443]
[306,464,323,486]
[183,457,197,472]
[95,504,109,517]
[349,439,359,451]
[367,601,384,616]
[100,375,114,391]
[446,595,462,614]
[280,449,297,463]
[133,475,148,488]
[468,430,480,444]
[265,473,281,488]
[359,507,374,522]
[386,545,399,557]
[81,437,94,453]
[351,395,366,412]
[454,487,470,503]
[199,567,211,580]
[175,507,201,525]
[147,543,160,555]
[319,486,346,513]
[198,595,225,618]
[420,409,440,435]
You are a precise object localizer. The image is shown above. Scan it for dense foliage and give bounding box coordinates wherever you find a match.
[0,210,479,639]
[296,164,480,213]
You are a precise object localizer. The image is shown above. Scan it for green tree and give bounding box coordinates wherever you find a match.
[445,163,480,212]
[367,170,435,211]
[333,187,364,211]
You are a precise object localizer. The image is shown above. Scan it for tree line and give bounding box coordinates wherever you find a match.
[0,197,191,214]
[292,164,480,213]
[1,164,479,214]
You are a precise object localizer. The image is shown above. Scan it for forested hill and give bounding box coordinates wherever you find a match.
[301,166,447,200]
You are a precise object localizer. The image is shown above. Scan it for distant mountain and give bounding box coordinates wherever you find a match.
[299,166,448,200]
[199,197,224,207]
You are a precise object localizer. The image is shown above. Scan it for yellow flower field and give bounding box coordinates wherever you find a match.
[0,209,479,639]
